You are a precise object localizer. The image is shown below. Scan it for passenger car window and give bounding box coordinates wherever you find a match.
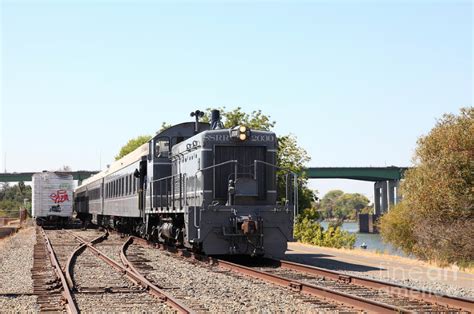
[155,138,170,158]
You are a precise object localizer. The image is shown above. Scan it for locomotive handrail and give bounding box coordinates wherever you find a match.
[150,173,177,183]
[193,160,238,229]
[150,160,239,214]
[150,173,183,210]
[253,160,299,217]
[198,159,239,173]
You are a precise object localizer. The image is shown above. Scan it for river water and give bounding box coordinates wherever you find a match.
[319,221,407,257]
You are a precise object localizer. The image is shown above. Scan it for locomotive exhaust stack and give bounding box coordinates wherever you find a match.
[210,109,224,130]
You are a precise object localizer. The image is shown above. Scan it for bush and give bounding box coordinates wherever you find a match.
[0,200,22,217]
[380,107,474,266]
[378,203,416,254]
[294,212,356,249]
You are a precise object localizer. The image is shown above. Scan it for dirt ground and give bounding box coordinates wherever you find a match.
[285,242,474,295]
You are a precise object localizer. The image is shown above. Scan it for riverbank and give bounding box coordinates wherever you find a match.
[285,242,474,298]
[319,221,408,256]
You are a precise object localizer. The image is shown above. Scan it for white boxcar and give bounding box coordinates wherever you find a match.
[32,172,74,219]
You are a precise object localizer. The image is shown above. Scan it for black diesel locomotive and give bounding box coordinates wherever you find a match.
[74,110,298,257]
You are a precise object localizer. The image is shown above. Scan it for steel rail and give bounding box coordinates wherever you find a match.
[117,233,474,313]
[126,236,409,313]
[39,228,79,314]
[213,258,412,314]
[66,231,193,314]
[120,237,157,284]
[275,259,474,313]
[65,231,108,288]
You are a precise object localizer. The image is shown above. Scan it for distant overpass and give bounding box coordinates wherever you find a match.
[0,167,408,183]
[304,167,408,181]
[305,166,409,215]
[0,171,99,184]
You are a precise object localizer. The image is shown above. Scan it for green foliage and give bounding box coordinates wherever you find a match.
[294,212,356,249]
[380,107,474,266]
[0,182,31,217]
[277,134,310,172]
[277,134,314,210]
[320,190,344,218]
[298,207,321,221]
[159,122,172,133]
[319,190,370,220]
[203,106,276,130]
[115,135,152,160]
[379,203,416,254]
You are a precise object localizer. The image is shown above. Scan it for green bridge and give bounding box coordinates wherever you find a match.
[304,166,408,216]
[304,167,407,181]
[0,171,99,184]
[0,167,408,183]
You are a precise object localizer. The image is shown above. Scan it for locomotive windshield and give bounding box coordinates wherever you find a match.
[155,138,170,158]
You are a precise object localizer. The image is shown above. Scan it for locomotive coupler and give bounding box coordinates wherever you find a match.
[241,219,257,235]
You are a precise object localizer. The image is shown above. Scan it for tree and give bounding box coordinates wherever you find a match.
[115,135,152,160]
[0,182,32,217]
[319,190,370,220]
[202,106,276,130]
[320,190,344,218]
[379,107,474,266]
[159,122,172,133]
[277,134,314,210]
[335,193,370,220]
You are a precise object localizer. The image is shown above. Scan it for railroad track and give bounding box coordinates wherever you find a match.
[34,227,191,313]
[32,227,77,313]
[34,227,473,313]
[124,236,474,314]
[264,259,474,313]
[121,236,356,312]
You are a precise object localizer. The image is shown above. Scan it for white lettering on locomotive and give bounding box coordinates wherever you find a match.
[205,133,274,142]
[205,134,230,141]
[251,134,275,142]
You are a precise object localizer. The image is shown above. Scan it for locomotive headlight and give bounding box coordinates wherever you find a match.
[230,125,251,141]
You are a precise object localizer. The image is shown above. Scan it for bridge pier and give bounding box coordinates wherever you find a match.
[374,184,381,215]
[374,180,399,215]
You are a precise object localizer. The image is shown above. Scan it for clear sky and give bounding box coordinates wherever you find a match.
[0,0,472,200]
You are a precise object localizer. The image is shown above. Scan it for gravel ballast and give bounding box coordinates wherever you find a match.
[128,244,352,312]
[0,226,38,311]
[340,269,474,299]
[286,243,474,299]
[73,238,172,312]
